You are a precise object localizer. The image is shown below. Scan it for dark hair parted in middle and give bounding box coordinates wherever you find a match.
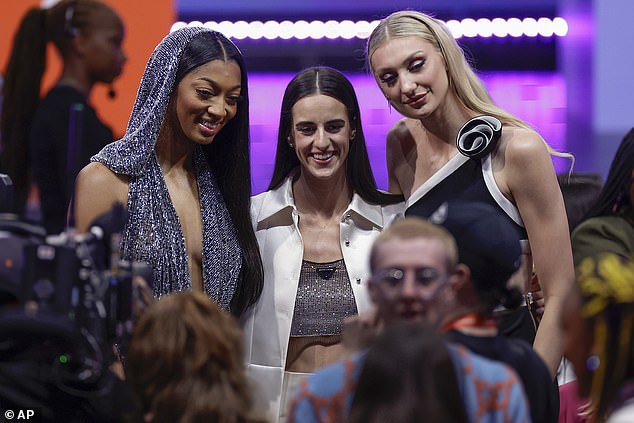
[175,31,262,316]
[267,66,402,206]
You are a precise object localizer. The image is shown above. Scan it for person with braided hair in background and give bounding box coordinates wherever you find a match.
[563,254,634,422]
[557,129,634,423]
[0,0,126,233]
[572,128,634,267]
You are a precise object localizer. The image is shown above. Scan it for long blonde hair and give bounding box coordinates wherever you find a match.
[367,10,573,162]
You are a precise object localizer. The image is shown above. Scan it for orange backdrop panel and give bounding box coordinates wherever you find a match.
[1,0,176,138]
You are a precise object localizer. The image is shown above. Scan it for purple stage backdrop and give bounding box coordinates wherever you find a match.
[249,71,567,195]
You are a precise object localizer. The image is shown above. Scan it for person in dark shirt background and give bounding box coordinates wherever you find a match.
[0,0,126,233]
[433,200,559,423]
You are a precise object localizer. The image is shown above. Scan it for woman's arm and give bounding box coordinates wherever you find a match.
[503,129,575,378]
[73,162,129,233]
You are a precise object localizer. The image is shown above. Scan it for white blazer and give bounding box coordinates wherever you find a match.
[242,176,403,421]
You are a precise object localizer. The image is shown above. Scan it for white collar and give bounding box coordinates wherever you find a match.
[256,175,386,229]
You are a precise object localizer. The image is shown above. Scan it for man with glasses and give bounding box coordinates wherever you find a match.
[287,216,530,423]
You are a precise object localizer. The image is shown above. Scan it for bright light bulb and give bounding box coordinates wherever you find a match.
[507,17,523,37]
[308,20,326,39]
[294,20,310,40]
[523,17,539,37]
[249,21,264,40]
[445,19,462,38]
[553,17,569,36]
[461,18,478,37]
[476,18,493,37]
[233,21,249,40]
[279,20,294,40]
[263,20,279,40]
[491,18,508,37]
[169,17,568,40]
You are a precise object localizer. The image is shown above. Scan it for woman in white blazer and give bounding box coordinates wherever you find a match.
[242,67,403,422]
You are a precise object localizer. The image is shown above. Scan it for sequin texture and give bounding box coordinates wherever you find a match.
[290,259,358,336]
[91,27,242,310]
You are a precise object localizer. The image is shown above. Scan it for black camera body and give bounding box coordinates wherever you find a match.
[20,230,134,350]
[0,175,145,386]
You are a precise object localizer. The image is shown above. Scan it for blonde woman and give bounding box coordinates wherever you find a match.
[366,10,574,377]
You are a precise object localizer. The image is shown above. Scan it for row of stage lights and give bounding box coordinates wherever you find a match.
[170,17,569,40]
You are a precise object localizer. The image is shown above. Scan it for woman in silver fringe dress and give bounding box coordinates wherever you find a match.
[73,27,263,317]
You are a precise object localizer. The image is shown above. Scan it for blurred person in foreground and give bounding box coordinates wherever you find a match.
[432,201,558,423]
[127,291,266,423]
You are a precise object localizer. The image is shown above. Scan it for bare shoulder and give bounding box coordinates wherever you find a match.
[386,118,423,161]
[500,126,550,163]
[386,118,424,196]
[386,118,418,144]
[74,162,129,232]
[492,126,554,198]
[77,162,125,186]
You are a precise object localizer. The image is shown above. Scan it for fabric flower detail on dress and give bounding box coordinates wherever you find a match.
[456,115,502,160]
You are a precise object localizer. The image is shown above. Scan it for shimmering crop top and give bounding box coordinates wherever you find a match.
[290,259,358,336]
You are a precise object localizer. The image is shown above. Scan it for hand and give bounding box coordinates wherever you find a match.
[132,275,154,320]
[110,347,126,380]
[111,276,153,380]
[341,307,383,354]
[529,273,545,318]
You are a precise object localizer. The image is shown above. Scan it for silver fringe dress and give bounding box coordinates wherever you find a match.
[91,27,242,310]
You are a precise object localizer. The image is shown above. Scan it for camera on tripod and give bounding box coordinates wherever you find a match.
[0,174,151,386]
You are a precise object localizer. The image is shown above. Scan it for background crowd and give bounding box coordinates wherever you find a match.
[0,2,633,423]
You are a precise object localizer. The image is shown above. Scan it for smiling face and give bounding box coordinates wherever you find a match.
[290,94,354,181]
[174,59,242,145]
[370,36,449,119]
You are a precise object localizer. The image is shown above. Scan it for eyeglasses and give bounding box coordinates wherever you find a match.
[371,267,447,290]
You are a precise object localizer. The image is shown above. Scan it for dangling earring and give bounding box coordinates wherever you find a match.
[586,355,600,372]
[387,100,392,114]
